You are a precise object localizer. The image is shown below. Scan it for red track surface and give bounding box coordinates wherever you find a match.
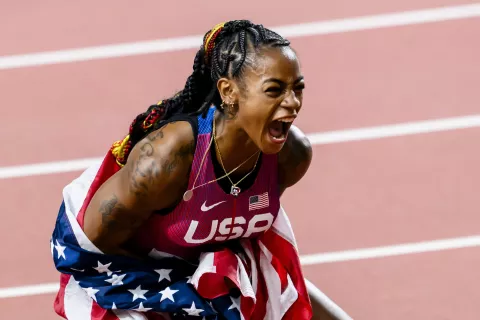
[1,2,479,319]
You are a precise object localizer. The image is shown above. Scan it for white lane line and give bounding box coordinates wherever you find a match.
[1,4,480,69]
[0,157,102,180]
[0,283,59,299]
[300,235,480,266]
[1,235,479,299]
[1,114,479,180]
[0,158,102,179]
[307,114,480,145]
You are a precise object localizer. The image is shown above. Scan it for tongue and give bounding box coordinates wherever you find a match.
[269,121,283,138]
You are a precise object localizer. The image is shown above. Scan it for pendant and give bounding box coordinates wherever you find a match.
[183,190,193,202]
[230,186,241,197]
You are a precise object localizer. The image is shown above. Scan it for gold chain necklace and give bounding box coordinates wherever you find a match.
[212,115,261,197]
[183,111,259,201]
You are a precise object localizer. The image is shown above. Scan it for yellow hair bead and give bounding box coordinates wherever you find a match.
[111,134,130,167]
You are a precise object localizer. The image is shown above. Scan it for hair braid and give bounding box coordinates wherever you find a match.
[111,20,290,166]
[232,30,247,77]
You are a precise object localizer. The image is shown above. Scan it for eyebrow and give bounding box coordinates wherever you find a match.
[263,76,304,85]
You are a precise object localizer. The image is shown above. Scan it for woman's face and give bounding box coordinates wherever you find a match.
[234,46,305,154]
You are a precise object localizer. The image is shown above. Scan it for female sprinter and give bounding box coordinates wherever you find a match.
[51,20,342,320]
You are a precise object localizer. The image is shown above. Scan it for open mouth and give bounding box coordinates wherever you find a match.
[267,117,295,142]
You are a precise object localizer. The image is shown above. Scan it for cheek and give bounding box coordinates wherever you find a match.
[241,103,277,144]
[237,88,276,131]
[241,97,272,124]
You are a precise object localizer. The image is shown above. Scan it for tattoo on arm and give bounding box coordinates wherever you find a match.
[96,194,144,256]
[129,142,160,197]
[146,127,164,142]
[91,122,196,253]
[128,125,196,199]
[163,140,196,175]
[99,195,128,230]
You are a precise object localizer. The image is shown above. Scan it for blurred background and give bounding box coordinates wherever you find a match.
[1,1,479,319]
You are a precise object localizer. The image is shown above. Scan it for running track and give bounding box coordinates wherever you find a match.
[1,2,480,319]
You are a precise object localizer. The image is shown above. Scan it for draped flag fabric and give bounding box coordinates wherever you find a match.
[50,152,313,319]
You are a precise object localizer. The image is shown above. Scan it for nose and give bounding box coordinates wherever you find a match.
[281,89,301,112]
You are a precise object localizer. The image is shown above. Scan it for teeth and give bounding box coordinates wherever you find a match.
[278,118,294,123]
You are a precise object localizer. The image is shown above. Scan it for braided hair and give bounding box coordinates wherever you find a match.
[111,20,290,166]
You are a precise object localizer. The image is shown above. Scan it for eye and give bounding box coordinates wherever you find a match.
[265,87,283,97]
[295,84,305,92]
[266,87,281,92]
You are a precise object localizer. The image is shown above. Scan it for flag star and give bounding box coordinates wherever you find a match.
[94,261,113,276]
[133,302,152,312]
[54,240,67,259]
[111,302,117,310]
[159,287,179,302]
[154,269,172,283]
[183,301,204,316]
[228,296,240,311]
[186,276,193,284]
[105,274,126,286]
[84,287,100,302]
[128,285,148,301]
[50,240,54,256]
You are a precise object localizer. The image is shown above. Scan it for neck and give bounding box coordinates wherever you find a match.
[213,111,260,177]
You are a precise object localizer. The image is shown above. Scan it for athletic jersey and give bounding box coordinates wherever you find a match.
[129,107,281,262]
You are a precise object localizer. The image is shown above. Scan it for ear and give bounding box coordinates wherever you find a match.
[217,77,240,104]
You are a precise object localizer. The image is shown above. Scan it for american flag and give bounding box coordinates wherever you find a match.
[50,152,312,319]
[249,192,269,211]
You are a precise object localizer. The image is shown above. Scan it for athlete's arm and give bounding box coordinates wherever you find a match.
[82,121,195,256]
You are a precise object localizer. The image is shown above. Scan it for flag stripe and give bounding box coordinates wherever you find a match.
[64,276,96,320]
[262,229,312,319]
[258,243,282,320]
[91,301,120,320]
[76,152,121,227]
[248,241,268,320]
[53,274,68,319]
[280,275,299,318]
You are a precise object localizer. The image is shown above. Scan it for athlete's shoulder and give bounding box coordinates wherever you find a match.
[131,120,196,161]
[123,120,196,209]
[277,125,313,194]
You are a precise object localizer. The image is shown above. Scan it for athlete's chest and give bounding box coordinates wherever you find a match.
[131,184,280,262]
[180,188,278,245]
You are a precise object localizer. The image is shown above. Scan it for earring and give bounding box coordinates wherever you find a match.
[227,102,237,114]
[220,101,236,114]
